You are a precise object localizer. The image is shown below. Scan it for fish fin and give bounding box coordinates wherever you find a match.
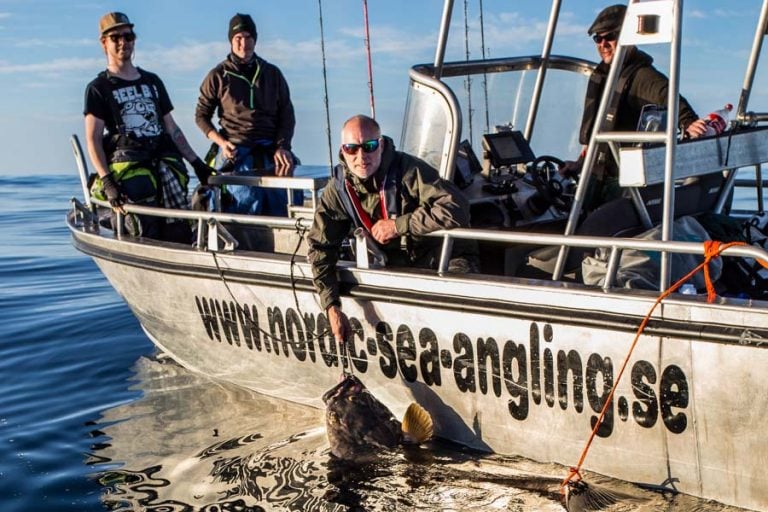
[565,479,643,512]
[401,402,433,444]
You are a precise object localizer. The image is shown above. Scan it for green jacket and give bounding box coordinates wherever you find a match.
[307,137,470,310]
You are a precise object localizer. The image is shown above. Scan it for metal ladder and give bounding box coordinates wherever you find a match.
[553,0,768,290]
[735,0,768,215]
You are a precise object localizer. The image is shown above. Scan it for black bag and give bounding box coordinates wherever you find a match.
[702,213,768,299]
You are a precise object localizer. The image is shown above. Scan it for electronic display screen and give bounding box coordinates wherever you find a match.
[482,131,535,167]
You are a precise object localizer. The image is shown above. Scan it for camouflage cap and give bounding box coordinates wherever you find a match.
[588,4,626,36]
[99,12,133,36]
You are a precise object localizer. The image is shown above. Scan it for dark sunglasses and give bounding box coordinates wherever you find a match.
[592,31,618,44]
[106,32,136,43]
[341,138,381,155]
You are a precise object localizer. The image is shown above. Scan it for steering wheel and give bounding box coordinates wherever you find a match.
[527,155,571,213]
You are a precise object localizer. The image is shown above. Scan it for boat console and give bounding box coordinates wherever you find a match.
[455,129,575,230]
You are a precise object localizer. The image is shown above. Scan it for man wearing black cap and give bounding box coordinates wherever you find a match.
[83,12,215,241]
[562,4,707,211]
[195,13,299,216]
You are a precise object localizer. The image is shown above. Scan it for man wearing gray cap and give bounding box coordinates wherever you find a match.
[83,12,214,241]
[561,4,707,211]
[195,13,299,216]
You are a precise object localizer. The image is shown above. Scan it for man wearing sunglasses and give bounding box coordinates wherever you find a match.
[195,13,299,216]
[83,12,214,242]
[561,4,707,211]
[307,115,475,343]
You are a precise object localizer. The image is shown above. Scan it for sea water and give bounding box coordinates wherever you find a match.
[0,174,752,511]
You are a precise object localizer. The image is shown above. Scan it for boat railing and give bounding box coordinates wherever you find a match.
[207,174,328,220]
[429,227,768,291]
[70,196,314,252]
[70,195,768,294]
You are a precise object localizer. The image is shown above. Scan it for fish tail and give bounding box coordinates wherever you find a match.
[565,479,642,512]
[401,402,433,444]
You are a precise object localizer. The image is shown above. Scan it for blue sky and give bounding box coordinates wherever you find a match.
[0,0,765,174]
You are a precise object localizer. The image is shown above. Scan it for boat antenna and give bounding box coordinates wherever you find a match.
[318,0,335,175]
[362,0,376,118]
[478,0,490,133]
[463,0,474,143]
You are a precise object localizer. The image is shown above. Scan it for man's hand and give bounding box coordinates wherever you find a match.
[220,139,237,161]
[327,304,351,345]
[559,159,581,178]
[191,158,215,186]
[101,172,125,213]
[371,219,399,244]
[274,148,295,177]
[684,119,708,140]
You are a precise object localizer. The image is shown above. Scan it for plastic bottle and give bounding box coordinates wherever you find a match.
[702,103,733,136]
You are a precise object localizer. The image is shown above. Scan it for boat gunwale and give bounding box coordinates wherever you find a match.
[68,214,768,348]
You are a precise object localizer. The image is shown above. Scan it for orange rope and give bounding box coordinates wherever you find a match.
[560,240,748,491]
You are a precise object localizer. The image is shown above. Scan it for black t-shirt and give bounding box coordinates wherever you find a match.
[84,68,174,145]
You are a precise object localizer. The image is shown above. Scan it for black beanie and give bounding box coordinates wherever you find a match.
[229,13,257,41]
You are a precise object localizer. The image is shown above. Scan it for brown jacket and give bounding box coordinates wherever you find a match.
[307,137,470,309]
[195,54,295,149]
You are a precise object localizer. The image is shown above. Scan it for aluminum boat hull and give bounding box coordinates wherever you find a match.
[69,221,768,511]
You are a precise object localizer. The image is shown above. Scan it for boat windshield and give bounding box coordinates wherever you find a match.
[402,57,593,178]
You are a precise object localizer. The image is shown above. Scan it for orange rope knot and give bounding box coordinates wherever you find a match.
[560,467,582,493]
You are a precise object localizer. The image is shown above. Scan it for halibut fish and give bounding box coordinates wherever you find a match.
[322,374,433,461]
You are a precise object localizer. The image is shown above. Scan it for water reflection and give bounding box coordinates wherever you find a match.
[84,354,746,512]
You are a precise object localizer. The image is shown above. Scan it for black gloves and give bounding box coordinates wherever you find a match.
[191,158,215,186]
[100,172,124,208]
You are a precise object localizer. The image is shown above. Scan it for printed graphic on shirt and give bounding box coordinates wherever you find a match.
[112,84,162,138]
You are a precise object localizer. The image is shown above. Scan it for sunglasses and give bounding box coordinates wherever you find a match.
[341,138,381,155]
[105,32,136,43]
[592,31,618,44]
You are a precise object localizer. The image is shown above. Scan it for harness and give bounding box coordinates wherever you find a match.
[91,70,186,203]
[95,69,173,166]
[333,161,401,233]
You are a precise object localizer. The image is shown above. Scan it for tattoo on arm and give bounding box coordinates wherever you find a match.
[170,126,198,162]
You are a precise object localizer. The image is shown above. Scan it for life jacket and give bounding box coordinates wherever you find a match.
[332,161,401,233]
[90,155,188,205]
[90,70,186,202]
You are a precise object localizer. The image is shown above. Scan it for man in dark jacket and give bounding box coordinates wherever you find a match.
[562,4,707,210]
[195,13,298,215]
[307,115,474,342]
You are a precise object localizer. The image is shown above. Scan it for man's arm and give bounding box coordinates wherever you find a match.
[306,183,353,309]
[163,113,201,163]
[274,68,296,152]
[273,68,296,176]
[163,113,215,184]
[306,184,355,342]
[84,114,110,178]
[397,157,471,237]
[84,113,125,210]
[195,70,237,161]
[631,67,704,137]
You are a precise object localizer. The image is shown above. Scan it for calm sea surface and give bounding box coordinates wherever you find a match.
[0,174,752,511]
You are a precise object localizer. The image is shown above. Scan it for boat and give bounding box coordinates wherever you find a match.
[68,1,768,510]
